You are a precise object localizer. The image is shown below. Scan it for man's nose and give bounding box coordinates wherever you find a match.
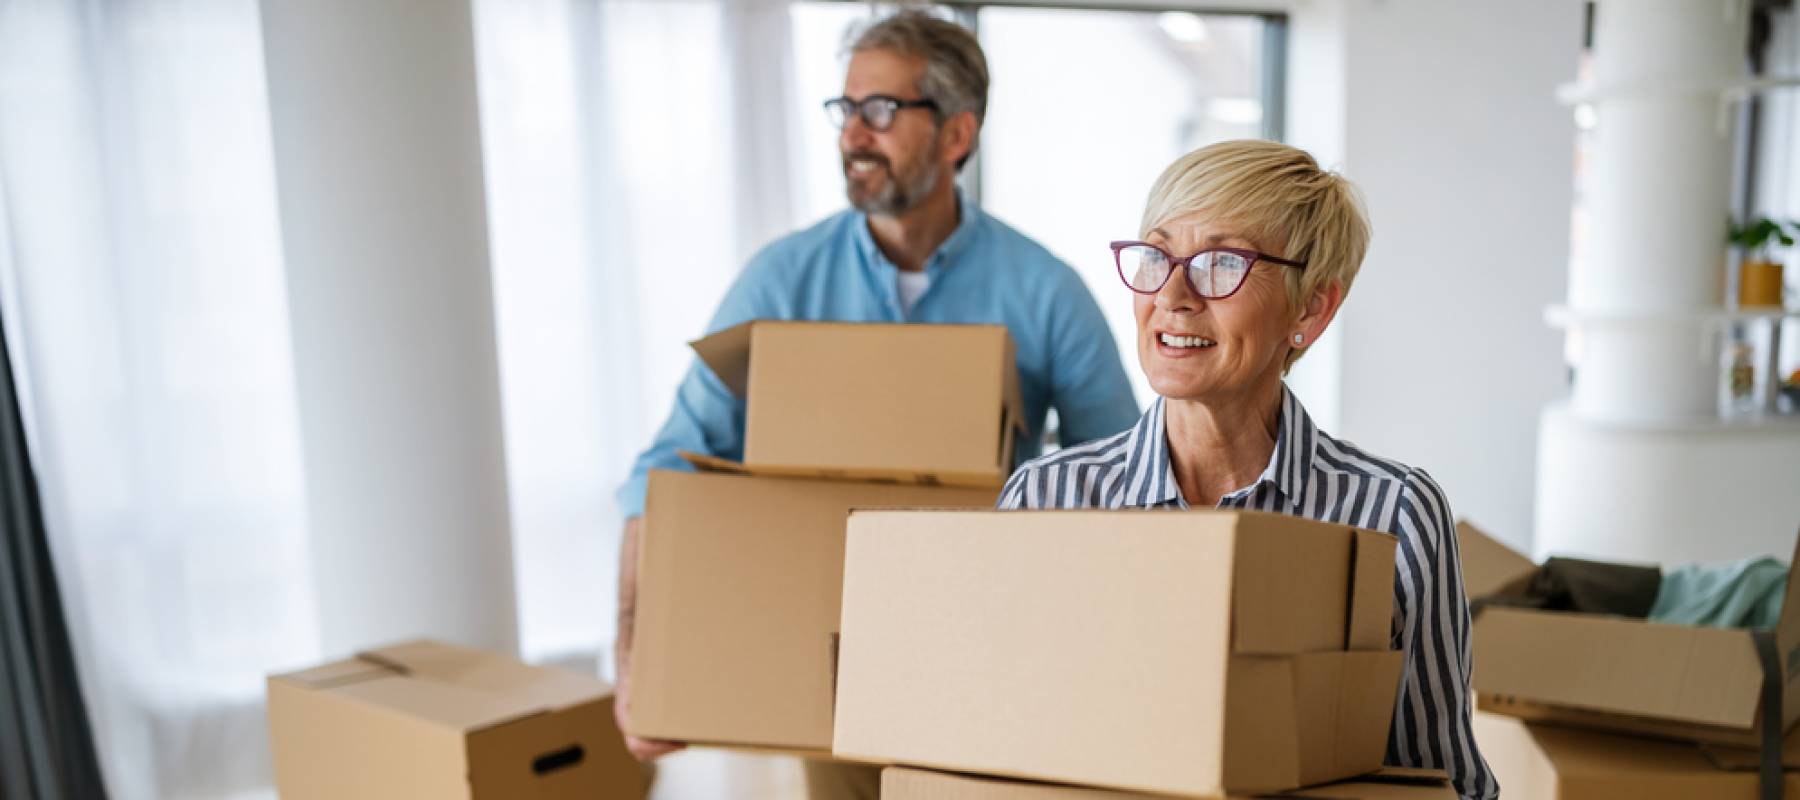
[840,110,875,151]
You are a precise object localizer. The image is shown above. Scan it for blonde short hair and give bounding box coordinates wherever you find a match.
[1139,140,1370,368]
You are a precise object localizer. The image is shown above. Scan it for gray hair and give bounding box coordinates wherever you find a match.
[848,9,989,170]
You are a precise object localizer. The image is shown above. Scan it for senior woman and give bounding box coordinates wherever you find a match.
[998,140,1496,800]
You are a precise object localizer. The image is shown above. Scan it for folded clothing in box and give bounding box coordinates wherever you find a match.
[1463,521,1800,751]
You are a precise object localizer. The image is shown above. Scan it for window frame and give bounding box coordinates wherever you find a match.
[806,0,1291,205]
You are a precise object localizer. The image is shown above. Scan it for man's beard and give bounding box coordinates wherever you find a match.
[843,141,944,216]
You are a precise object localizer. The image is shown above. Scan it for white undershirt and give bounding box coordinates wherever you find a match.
[896,269,931,316]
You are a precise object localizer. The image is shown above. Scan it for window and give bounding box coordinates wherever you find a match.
[978,6,1279,406]
[481,0,1285,673]
[792,2,1284,405]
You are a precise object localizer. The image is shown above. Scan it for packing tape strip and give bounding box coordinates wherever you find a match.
[1755,629,1781,800]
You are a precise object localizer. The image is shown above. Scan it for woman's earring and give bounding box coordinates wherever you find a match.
[1292,333,1305,346]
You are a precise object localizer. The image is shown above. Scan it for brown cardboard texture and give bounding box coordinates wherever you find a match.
[629,468,997,752]
[880,767,1456,799]
[1462,521,1800,747]
[267,639,642,799]
[1473,711,1800,798]
[832,510,1404,797]
[688,321,1023,487]
[1453,521,1534,600]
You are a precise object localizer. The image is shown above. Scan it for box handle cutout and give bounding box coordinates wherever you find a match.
[532,744,585,775]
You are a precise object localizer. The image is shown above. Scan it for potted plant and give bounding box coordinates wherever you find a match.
[1727,217,1796,309]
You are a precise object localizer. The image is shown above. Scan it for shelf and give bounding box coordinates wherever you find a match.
[1545,304,1798,328]
[1546,398,1800,435]
[1556,75,1800,106]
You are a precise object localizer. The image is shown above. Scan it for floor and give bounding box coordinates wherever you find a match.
[647,748,806,799]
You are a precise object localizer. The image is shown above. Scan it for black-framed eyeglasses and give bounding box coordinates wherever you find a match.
[1110,240,1308,299]
[824,94,940,132]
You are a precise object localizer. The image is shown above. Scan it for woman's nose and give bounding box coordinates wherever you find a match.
[1154,265,1202,314]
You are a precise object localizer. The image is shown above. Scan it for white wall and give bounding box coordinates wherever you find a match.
[261,0,519,657]
[1299,0,1582,550]
[1756,7,1800,245]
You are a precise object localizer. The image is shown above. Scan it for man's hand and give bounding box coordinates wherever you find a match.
[613,671,685,761]
[615,516,686,762]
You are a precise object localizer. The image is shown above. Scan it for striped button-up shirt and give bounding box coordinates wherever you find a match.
[997,386,1497,800]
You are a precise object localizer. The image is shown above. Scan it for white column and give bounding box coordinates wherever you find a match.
[1567,0,1747,422]
[1536,0,1800,564]
[260,0,519,656]
[1289,0,1580,548]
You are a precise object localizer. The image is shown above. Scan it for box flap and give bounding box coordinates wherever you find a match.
[359,640,608,716]
[1466,714,1562,800]
[743,322,1015,479]
[632,470,996,750]
[1770,529,1800,711]
[1474,711,1800,799]
[267,673,477,798]
[270,656,395,690]
[688,320,755,397]
[1223,657,1302,792]
[1454,520,1535,600]
[1348,531,1399,651]
[1473,608,1762,729]
[879,766,1454,799]
[1232,514,1359,655]
[1000,333,1026,436]
[283,640,611,734]
[833,510,1239,797]
[1235,652,1405,792]
[678,450,1005,489]
[1305,651,1406,787]
[678,451,753,475]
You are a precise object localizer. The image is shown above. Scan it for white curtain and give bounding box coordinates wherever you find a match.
[0,0,821,796]
[471,0,809,672]
[0,1,312,798]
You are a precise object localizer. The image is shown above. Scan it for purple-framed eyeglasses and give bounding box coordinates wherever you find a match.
[1110,240,1308,299]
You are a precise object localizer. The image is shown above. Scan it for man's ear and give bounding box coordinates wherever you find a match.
[941,111,978,167]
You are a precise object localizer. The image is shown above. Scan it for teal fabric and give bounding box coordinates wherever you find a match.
[1649,557,1788,629]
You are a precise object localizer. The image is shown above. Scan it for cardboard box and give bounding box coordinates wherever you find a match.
[881,767,1457,800]
[1474,711,1800,798]
[628,468,998,752]
[687,321,1024,487]
[1462,522,1800,748]
[267,639,642,799]
[832,510,1405,797]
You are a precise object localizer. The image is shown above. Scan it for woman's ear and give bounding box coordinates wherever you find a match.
[1295,280,1345,345]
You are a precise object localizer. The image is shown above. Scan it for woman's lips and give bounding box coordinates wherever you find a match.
[1154,331,1216,357]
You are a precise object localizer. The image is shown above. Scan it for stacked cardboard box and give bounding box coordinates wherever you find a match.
[627,322,1018,754]
[832,509,1412,798]
[259,321,1445,797]
[1462,522,1800,795]
[881,765,1458,799]
[632,321,1426,798]
[1475,711,1800,798]
[267,639,643,799]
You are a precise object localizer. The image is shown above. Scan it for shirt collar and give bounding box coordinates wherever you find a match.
[1127,384,1318,510]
